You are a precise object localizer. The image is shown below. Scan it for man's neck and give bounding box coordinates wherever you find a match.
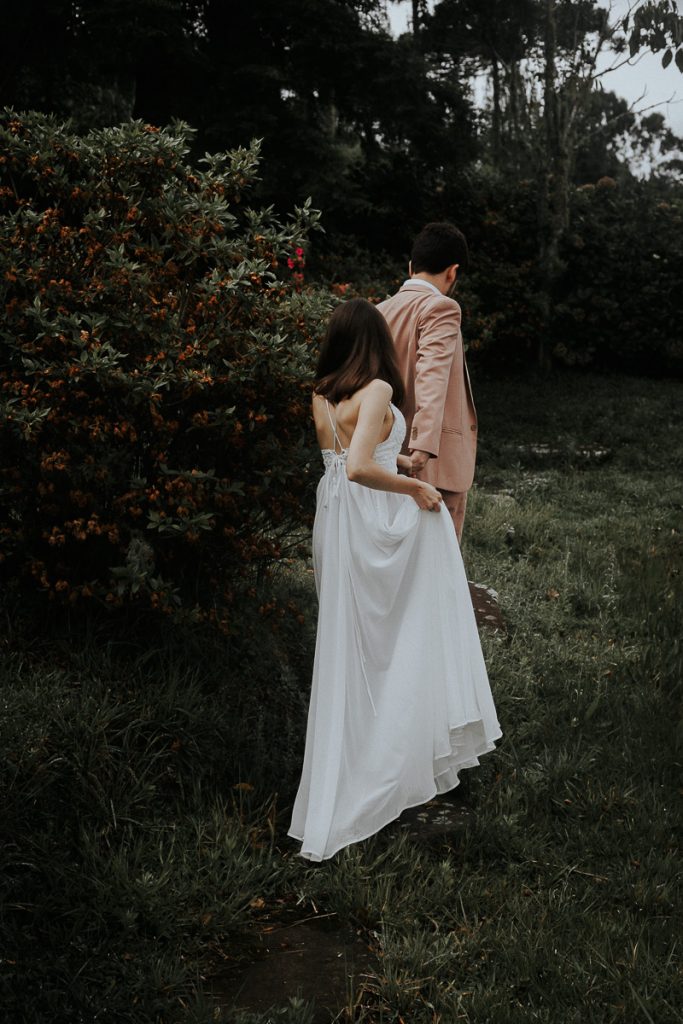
[409,274,446,294]
[411,272,448,295]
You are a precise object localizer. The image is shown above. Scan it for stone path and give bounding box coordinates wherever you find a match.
[469,580,507,634]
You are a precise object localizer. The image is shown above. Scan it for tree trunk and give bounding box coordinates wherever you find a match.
[491,55,501,162]
[508,61,519,155]
[411,0,425,35]
[537,0,570,371]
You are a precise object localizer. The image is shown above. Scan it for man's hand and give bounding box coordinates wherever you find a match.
[408,449,431,475]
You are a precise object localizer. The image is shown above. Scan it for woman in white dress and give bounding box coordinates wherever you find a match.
[288,299,502,862]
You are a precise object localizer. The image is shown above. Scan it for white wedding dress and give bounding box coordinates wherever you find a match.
[288,402,502,862]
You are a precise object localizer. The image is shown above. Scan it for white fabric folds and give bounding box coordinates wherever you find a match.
[288,404,502,861]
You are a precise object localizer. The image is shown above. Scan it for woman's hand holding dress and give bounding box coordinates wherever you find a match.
[345,381,443,511]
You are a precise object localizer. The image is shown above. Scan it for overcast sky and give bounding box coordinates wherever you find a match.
[387,0,683,136]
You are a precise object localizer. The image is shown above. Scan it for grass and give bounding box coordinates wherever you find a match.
[1,370,681,1023]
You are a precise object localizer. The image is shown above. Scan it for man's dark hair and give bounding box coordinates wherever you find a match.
[411,222,469,275]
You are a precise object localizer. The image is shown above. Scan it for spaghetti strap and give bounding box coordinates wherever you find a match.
[325,399,344,454]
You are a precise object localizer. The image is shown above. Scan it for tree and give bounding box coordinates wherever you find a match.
[191,0,477,254]
[534,0,683,366]
[0,0,205,129]
[425,0,541,163]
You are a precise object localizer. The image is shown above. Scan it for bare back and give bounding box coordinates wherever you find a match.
[312,386,394,453]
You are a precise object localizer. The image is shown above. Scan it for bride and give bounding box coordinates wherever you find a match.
[288,298,502,862]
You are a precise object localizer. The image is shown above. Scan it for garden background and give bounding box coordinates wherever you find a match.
[1,2,681,1022]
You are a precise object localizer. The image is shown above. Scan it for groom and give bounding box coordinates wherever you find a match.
[377,222,477,542]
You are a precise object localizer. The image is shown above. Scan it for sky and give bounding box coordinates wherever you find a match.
[387,0,683,136]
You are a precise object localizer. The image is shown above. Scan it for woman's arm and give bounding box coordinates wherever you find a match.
[345,382,442,510]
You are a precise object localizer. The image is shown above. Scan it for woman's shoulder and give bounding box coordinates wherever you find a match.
[358,379,393,402]
[312,380,392,414]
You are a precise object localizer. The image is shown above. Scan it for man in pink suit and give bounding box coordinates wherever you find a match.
[377,222,476,541]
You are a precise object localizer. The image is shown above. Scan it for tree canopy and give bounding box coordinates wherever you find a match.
[2,0,683,369]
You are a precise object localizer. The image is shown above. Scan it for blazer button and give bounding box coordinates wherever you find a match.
[470,424,477,431]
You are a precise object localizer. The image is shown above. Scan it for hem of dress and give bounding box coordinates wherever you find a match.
[287,728,503,863]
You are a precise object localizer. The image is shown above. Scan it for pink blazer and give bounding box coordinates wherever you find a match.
[377,282,477,493]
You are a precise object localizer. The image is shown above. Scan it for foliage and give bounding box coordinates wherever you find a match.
[451,172,543,362]
[2,0,204,130]
[555,177,683,369]
[626,0,683,71]
[458,171,683,372]
[3,2,683,369]
[0,0,479,255]
[0,109,329,624]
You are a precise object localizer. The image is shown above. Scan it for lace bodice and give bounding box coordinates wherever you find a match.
[321,402,406,473]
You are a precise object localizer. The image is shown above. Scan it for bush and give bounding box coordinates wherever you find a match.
[555,177,683,372]
[455,172,683,373]
[0,110,331,627]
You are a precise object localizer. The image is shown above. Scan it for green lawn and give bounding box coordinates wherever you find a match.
[1,371,681,1023]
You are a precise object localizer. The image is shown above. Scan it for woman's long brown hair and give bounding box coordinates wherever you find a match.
[314,298,405,407]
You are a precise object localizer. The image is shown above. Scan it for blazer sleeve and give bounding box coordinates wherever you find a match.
[410,296,461,458]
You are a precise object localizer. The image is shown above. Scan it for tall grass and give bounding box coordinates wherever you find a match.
[1,372,681,1022]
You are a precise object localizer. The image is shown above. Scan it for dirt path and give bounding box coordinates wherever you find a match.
[213,583,505,1019]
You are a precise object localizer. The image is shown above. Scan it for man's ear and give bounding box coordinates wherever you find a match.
[408,259,413,277]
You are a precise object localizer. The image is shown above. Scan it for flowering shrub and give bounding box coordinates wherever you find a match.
[0,110,332,626]
[287,245,306,289]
